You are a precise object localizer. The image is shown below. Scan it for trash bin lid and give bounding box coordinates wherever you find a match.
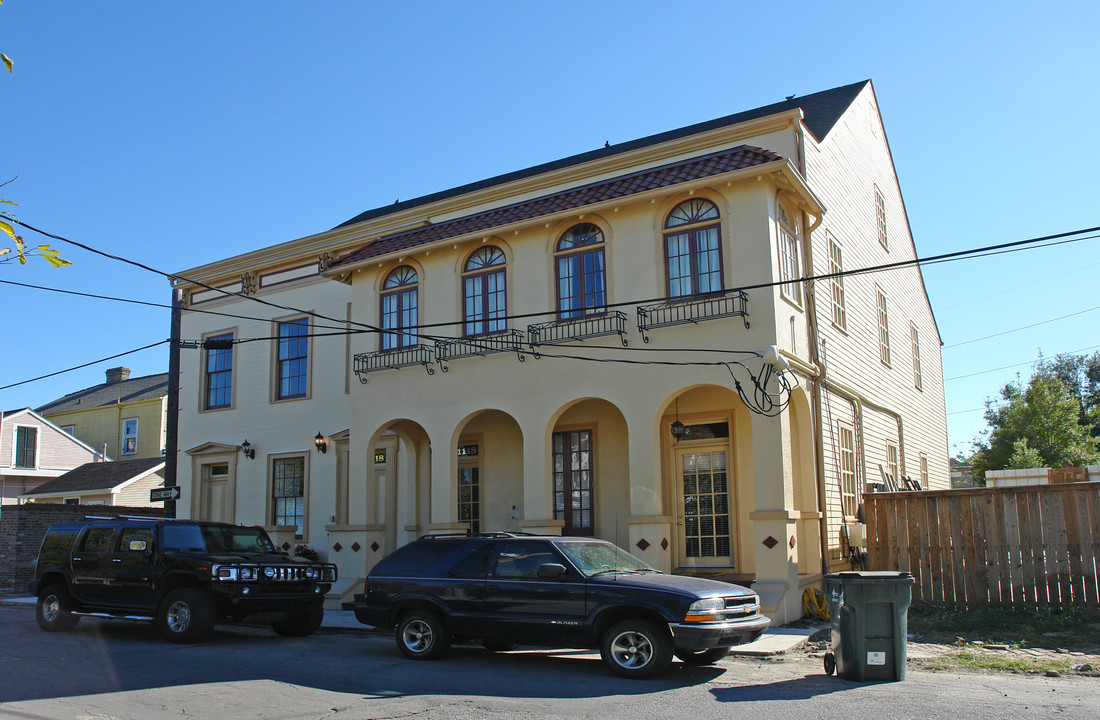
[826,571,914,582]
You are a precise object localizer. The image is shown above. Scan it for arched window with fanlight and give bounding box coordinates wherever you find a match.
[555,223,606,319]
[462,246,507,336]
[380,266,418,351]
[663,198,723,298]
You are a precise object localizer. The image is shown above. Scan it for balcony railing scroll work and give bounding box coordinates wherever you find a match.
[353,291,750,381]
[636,288,749,343]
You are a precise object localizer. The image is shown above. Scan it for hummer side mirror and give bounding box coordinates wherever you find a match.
[128,540,148,552]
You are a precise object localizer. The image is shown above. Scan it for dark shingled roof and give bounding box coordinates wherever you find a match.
[36,373,170,416]
[25,457,165,496]
[332,145,782,268]
[334,80,868,232]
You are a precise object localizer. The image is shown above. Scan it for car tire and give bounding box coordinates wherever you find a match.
[272,603,324,637]
[600,619,673,679]
[36,584,80,632]
[158,588,215,644]
[674,646,730,664]
[396,610,451,660]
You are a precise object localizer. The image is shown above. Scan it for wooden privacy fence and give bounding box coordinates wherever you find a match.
[864,482,1100,609]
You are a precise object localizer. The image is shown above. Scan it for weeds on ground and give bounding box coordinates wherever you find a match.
[921,647,1077,674]
[907,602,1100,652]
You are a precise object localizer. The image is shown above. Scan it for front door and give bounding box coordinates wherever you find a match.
[199,463,230,523]
[676,447,733,567]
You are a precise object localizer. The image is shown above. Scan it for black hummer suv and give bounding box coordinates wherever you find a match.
[352,533,769,678]
[33,517,337,643]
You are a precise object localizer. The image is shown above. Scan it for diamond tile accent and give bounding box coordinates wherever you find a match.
[789,536,796,549]
[369,542,380,552]
[332,543,342,553]
[762,536,778,549]
[661,538,669,551]
[636,538,651,552]
[281,542,292,552]
[351,542,361,552]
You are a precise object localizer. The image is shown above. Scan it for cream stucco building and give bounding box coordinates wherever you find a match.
[171,80,948,622]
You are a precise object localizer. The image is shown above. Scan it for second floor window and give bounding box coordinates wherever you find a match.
[277,317,309,399]
[828,233,846,330]
[911,323,922,390]
[15,426,37,469]
[121,418,138,455]
[204,333,233,409]
[556,223,606,318]
[381,266,418,350]
[664,198,723,298]
[462,246,507,336]
[777,201,801,305]
[875,184,888,250]
[876,286,891,367]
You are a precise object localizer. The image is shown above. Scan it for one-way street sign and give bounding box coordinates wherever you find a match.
[150,486,181,502]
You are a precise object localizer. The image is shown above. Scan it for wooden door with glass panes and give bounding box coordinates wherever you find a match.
[676,447,733,567]
[199,463,230,523]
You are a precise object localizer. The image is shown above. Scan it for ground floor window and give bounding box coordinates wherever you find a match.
[272,456,305,537]
[457,442,480,533]
[553,429,594,535]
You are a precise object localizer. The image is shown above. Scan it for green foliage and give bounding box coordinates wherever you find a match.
[909,601,1100,650]
[969,356,1100,481]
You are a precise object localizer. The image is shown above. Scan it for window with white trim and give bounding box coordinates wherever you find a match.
[777,200,801,305]
[911,322,922,390]
[121,418,139,456]
[827,233,846,330]
[838,422,857,518]
[204,332,234,409]
[271,455,306,537]
[876,286,891,366]
[919,453,929,489]
[275,317,309,400]
[874,184,888,250]
[886,441,899,488]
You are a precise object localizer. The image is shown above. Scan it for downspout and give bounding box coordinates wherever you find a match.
[794,117,833,579]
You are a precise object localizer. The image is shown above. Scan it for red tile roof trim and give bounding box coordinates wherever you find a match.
[331,145,782,268]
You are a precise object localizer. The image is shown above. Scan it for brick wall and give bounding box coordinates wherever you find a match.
[0,505,166,594]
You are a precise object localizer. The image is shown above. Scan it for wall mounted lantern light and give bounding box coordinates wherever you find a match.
[240,439,256,460]
[314,432,328,454]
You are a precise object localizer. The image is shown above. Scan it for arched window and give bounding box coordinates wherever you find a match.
[380,266,418,350]
[777,200,802,305]
[663,198,722,298]
[462,246,507,336]
[555,223,606,319]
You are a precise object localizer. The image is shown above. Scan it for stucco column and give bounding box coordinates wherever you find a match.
[518,415,562,535]
[427,421,464,532]
[625,410,673,573]
[747,408,802,624]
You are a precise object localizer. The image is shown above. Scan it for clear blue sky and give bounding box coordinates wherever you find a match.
[3,1,1098,459]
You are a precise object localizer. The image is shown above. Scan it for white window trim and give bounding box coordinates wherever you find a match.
[838,421,857,518]
[827,232,846,331]
[776,197,802,307]
[874,184,888,251]
[886,441,900,488]
[876,285,891,367]
[121,418,139,456]
[910,322,922,391]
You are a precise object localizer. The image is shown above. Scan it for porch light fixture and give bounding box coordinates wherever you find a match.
[314,432,328,454]
[240,439,255,460]
[670,399,688,442]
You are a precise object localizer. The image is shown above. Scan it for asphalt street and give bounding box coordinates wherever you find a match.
[0,605,1096,720]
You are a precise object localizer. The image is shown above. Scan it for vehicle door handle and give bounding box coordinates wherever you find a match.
[112,558,123,563]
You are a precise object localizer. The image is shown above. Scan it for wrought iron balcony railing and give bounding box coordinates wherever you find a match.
[435,330,526,365]
[353,344,437,382]
[636,289,749,342]
[527,310,629,348]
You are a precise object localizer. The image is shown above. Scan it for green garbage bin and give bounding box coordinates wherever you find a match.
[823,571,914,681]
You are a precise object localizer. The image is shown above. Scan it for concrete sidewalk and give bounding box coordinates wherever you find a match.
[0,593,816,653]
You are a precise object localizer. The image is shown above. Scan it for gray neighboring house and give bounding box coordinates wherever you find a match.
[21,457,166,507]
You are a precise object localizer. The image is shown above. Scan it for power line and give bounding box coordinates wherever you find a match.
[0,340,170,392]
[943,304,1100,349]
[945,343,1100,381]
